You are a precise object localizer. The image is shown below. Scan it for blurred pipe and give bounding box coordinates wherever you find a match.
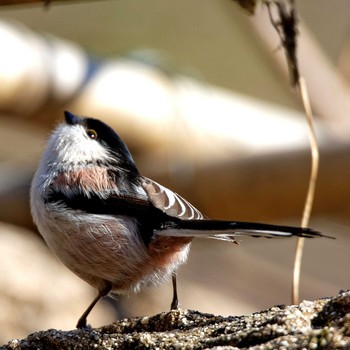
[0,20,88,115]
[250,6,350,142]
[0,20,316,156]
[0,20,174,147]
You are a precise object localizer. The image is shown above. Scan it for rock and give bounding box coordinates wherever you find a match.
[3,290,350,349]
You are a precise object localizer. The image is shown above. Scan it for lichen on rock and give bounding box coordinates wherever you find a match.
[3,290,350,349]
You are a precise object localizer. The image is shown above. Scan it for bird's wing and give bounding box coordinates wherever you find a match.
[141,178,329,240]
[141,177,205,220]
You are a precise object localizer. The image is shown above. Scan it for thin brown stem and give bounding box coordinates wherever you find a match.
[292,77,319,305]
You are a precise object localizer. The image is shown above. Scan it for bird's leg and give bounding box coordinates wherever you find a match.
[76,281,112,329]
[170,273,179,310]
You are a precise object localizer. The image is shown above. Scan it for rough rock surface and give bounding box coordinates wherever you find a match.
[3,290,350,350]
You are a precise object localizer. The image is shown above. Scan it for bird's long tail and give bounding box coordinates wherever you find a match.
[156,220,332,242]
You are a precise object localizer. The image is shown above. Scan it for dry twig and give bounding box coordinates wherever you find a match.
[266,0,299,87]
[265,0,319,304]
[292,77,319,304]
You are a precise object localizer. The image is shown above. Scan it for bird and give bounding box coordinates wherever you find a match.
[30,110,326,328]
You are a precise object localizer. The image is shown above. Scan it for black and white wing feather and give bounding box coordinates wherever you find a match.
[141,178,327,241]
[142,177,205,220]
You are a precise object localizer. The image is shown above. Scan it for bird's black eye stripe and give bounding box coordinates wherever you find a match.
[86,129,98,140]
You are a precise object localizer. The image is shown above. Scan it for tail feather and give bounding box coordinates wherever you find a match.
[156,220,332,240]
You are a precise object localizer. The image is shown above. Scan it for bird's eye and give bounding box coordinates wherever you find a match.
[86,129,98,140]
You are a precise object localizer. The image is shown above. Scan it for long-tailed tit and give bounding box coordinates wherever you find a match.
[30,111,326,328]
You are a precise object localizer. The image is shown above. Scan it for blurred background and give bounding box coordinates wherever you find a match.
[0,0,350,343]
